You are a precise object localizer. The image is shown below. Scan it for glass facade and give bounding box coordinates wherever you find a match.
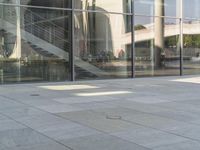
[74,12,132,79]
[135,16,180,77]
[0,4,71,83]
[0,0,199,84]
[74,0,131,13]
[135,0,180,17]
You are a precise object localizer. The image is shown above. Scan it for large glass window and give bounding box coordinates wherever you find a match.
[134,16,180,77]
[0,5,71,83]
[0,0,72,8]
[183,0,200,19]
[183,19,200,75]
[21,0,72,8]
[74,0,132,13]
[1,0,200,84]
[135,0,180,17]
[74,12,132,80]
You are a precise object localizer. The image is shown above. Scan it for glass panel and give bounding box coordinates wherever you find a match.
[21,0,72,8]
[135,0,180,17]
[0,4,18,83]
[183,19,200,75]
[74,0,132,13]
[0,0,16,4]
[0,5,71,84]
[74,12,132,80]
[135,16,180,77]
[183,0,200,19]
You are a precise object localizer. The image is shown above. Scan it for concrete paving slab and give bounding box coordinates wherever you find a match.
[36,104,83,113]
[70,101,117,110]
[17,113,78,131]
[60,133,150,150]
[0,97,26,110]
[57,110,134,133]
[41,124,100,141]
[155,102,200,113]
[112,127,187,149]
[53,96,115,104]
[0,107,48,119]
[99,100,172,113]
[90,106,188,131]
[0,119,26,131]
[121,112,189,131]
[153,140,200,150]
[149,109,200,124]
[0,128,52,149]
[0,114,8,120]
[167,123,200,141]
[0,76,200,149]
[0,143,71,150]
[18,98,62,107]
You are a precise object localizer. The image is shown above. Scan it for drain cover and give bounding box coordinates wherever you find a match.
[106,115,122,120]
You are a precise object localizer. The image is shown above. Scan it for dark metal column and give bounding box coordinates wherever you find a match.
[131,0,135,78]
[180,0,183,76]
[70,0,75,81]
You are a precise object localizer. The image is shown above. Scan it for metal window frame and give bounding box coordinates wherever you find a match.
[71,0,75,81]
[180,0,184,76]
[131,0,135,78]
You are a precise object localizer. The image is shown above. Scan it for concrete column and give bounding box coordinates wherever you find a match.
[154,0,164,68]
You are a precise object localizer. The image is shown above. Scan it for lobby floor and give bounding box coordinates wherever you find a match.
[1,76,200,150]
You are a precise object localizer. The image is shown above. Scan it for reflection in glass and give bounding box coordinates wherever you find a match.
[135,16,180,76]
[21,0,72,8]
[1,0,200,83]
[74,12,132,79]
[134,0,180,17]
[183,0,200,19]
[74,0,131,13]
[183,19,200,75]
[0,6,71,83]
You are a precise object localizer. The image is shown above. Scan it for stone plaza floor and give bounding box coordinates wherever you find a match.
[1,76,200,150]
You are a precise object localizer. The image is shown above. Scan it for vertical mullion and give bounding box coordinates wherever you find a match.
[180,0,183,76]
[70,0,75,81]
[131,0,135,78]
